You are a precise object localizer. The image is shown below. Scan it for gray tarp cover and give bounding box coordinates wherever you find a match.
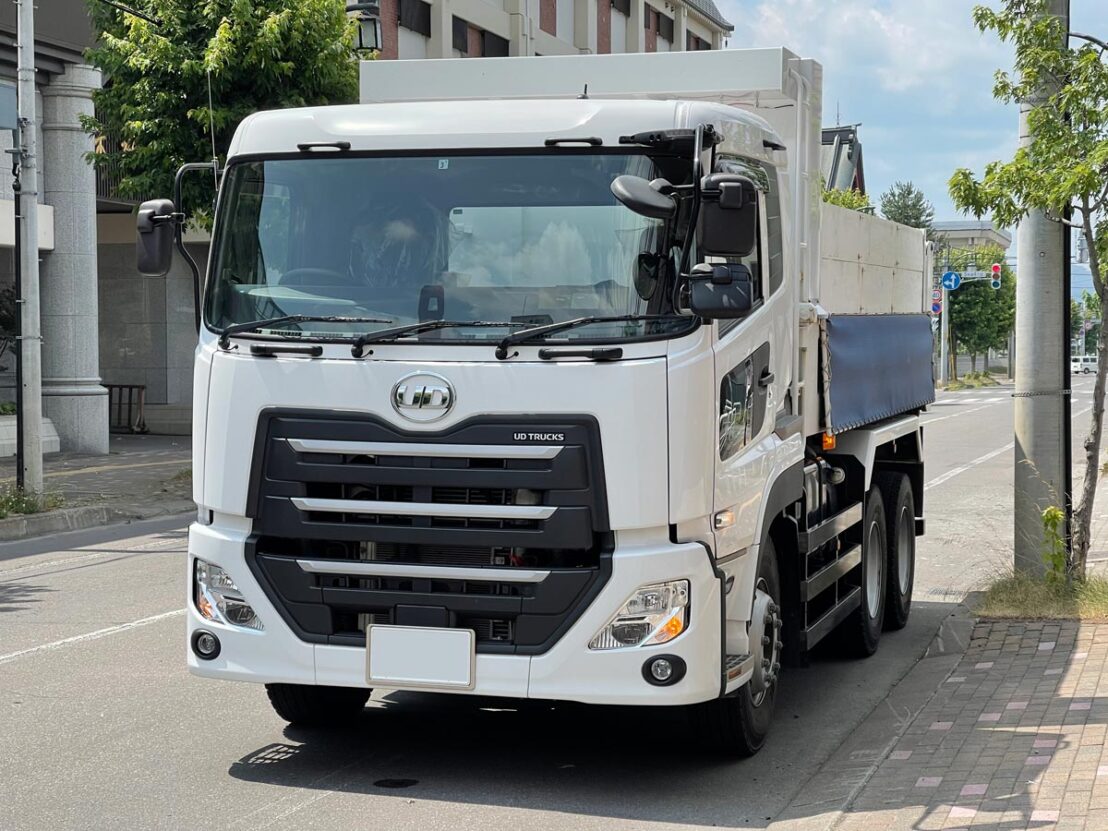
[824,314,935,434]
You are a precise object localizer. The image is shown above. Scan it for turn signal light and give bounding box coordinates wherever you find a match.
[822,432,836,451]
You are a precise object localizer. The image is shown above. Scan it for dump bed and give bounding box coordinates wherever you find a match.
[811,204,935,435]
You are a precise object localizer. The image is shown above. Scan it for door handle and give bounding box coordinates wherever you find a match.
[758,369,775,388]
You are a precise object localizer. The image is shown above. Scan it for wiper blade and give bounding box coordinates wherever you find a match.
[494,314,685,360]
[351,320,524,357]
[218,315,392,349]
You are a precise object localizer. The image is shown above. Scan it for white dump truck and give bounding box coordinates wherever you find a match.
[136,48,934,756]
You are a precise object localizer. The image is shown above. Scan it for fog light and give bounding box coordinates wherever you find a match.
[194,559,264,631]
[192,629,221,660]
[589,580,689,650]
[642,654,686,686]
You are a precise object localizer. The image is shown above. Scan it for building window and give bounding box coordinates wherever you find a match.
[452,15,468,53]
[658,12,673,41]
[483,31,510,56]
[399,0,431,36]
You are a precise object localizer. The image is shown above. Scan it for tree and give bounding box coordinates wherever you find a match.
[1081,289,1101,354]
[84,0,359,224]
[822,185,872,212]
[947,246,1016,372]
[880,181,936,237]
[948,0,1107,579]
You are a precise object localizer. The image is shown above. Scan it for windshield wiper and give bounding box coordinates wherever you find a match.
[494,314,687,360]
[351,320,525,357]
[218,315,393,349]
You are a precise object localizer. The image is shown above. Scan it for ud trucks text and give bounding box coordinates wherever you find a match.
[137,48,935,756]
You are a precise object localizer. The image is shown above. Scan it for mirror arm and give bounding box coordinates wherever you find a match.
[673,123,710,312]
[173,161,221,333]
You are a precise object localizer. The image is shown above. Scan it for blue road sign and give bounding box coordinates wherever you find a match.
[942,271,961,291]
[932,302,942,314]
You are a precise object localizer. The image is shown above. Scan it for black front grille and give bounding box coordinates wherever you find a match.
[244,411,612,653]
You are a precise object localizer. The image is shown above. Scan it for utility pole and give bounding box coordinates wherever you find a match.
[16,0,42,495]
[1013,0,1069,573]
[939,284,950,386]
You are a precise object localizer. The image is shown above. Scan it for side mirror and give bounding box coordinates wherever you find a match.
[697,174,758,257]
[136,198,177,277]
[610,175,677,220]
[688,263,755,319]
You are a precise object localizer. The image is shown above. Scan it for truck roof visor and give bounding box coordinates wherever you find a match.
[618,127,722,153]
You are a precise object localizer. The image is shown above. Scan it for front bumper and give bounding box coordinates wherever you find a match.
[187,523,723,706]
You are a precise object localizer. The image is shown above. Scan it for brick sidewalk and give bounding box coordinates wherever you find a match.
[0,434,194,537]
[831,621,1108,831]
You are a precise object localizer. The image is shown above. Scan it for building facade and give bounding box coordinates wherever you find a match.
[371,0,732,60]
[0,6,108,453]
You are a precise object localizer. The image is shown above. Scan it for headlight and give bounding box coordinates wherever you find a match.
[194,559,264,630]
[588,580,689,650]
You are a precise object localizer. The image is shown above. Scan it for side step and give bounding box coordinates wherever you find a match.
[798,501,862,553]
[724,653,754,683]
[801,587,861,650]
[801,544,861,601]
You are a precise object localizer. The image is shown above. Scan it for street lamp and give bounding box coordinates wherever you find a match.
[346,2,382,52]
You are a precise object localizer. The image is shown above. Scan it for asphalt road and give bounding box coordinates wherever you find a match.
[0,378,1097,831]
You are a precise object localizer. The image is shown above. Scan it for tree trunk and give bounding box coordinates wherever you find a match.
[1070,209,1106,581]
[971,353,978,373]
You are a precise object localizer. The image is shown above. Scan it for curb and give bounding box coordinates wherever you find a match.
[770,602,978,830]
[0,500,196,542]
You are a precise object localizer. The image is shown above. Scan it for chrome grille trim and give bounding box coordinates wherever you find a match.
[297,559,550,583]
[286,438,563,460]
[290,496,557,521]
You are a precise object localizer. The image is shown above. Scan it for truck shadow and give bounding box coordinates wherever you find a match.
[227,601,1058,828]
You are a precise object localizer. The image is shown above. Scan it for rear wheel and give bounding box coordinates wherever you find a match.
[876,472,915,631]
[839,488,886,657]
[693,537,783,757]
[266,683,371,726]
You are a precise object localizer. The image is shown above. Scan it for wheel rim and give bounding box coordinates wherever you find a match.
[897,504,912,594]
[865,517,884,618]
[749,577,782,707]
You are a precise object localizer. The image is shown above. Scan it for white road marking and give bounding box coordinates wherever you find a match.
[924,443,1014,491]
[922,403,994,426]
[0,609,184,666]
[924,404,1093,492]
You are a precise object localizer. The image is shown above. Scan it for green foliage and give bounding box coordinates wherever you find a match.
[1078,289,1101,354]
[946,245,1015,359]
[949,2,1108,233]
[84,0,359,226]
[822,186,872,212]
[1042,505,1067,584]
[879,181,936,236]
[0,402,14,415]
[0,487,62,519]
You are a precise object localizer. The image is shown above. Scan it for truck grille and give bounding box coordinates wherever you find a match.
[244,410,612,653]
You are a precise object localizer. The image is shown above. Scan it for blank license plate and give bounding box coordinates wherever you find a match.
[366,625,475,690]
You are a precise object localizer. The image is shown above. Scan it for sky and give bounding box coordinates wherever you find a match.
[715,0,1101,222]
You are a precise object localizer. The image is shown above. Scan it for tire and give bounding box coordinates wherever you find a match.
[839,488,886,657]
[876,472,915,631]
[692,537,783,757]
[266,683,371,727]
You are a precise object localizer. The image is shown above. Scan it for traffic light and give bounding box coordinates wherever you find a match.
[990,263,1002,290]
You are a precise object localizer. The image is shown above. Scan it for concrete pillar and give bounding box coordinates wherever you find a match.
[429,0,453,58]
[40,64,108,455]
[674,5,687,50]
[627,0,646,52]
[574,0,598,52]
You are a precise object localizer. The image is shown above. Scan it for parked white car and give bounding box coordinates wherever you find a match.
[1073,356,1098,374]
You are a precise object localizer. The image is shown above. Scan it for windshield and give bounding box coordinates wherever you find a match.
[205,152,694,343]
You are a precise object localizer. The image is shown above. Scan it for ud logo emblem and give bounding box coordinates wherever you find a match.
[391,372,455,423]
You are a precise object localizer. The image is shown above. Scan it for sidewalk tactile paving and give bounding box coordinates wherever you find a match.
[830,620,1108,830]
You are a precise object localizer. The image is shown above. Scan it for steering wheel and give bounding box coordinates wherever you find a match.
[278,268,361,287]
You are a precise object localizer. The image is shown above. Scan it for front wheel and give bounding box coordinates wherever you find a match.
[693,536,783,757]
[266,683,371,727]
